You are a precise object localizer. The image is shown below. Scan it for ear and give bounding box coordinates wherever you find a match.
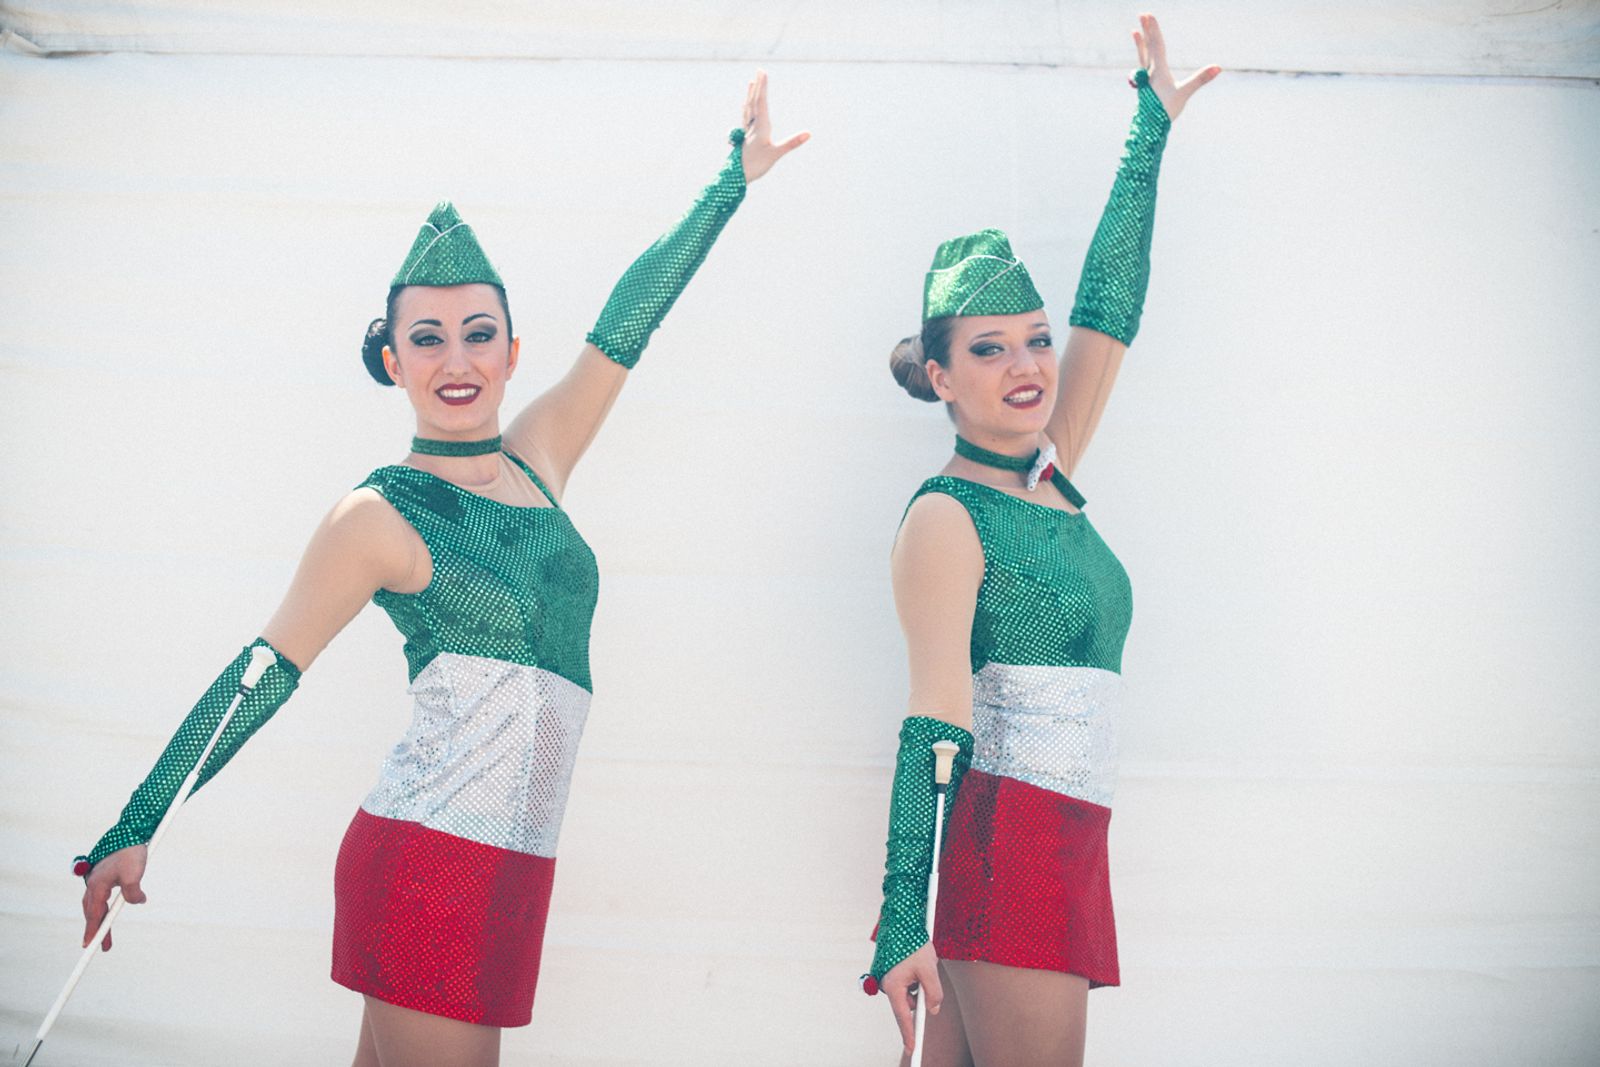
[382,345,402,386]
[926,358,957,404]
[505,336,521,380]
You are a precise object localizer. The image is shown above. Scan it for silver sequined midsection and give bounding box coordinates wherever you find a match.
[971,663,1122,809]
[361,652,590,857]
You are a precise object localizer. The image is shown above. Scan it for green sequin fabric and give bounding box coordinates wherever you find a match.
[922,228,1044,321]
[912,477,1132,674]
[359,453,599,691]
[410,435,503,458]
[869,715,975,982]
[84,638,302,869]
[586,130,748,369]
[1068,70,1171,346]
[392,201,504,288]
[954,434,1087,510]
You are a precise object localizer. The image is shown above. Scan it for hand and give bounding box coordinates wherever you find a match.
[1133,13,1221,122]
[80,844,148,952]
[880,944,943,1057]
[738,70,809,183]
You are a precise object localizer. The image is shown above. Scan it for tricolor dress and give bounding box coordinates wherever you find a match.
[916,475,1133,987]
[331,452,599,1026]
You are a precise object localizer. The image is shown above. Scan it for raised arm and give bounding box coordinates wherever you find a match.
[1047,14,1219,476]
[78,489,414,950]
[869,492,984,1054]
[504,71,808,499]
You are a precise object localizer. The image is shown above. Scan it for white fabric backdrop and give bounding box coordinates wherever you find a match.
[2,4,1597,1065]
[2,0,1598,77]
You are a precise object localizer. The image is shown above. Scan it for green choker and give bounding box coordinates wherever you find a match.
[411,435,503,458]
[954,435,1087,509]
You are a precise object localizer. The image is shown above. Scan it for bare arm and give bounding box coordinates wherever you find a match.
[877,493,984,1049]
[891,493,985,730]
[502,71,808,499]
[1045,14,1219,476]
[1048,327,1127,479]
[259,487,420,670]
[80,488,415,949]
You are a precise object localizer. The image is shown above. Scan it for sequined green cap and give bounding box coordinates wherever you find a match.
[391,201,504,288]
[922,228,1044,321]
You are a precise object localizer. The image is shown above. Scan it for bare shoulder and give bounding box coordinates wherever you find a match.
[323,486,407,537]
[307,487,416,580]
[895,490,981,557]
[892,490,983,589]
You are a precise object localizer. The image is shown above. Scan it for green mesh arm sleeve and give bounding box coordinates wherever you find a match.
[585,129,748,369]
[80,638,302,871]
[867,715,974,982]
[1068,69,1173,347]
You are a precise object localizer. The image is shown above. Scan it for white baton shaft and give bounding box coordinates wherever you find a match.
[910,738,960,1067]
[25,645,277,1067]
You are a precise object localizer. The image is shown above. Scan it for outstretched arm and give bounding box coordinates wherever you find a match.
[504,71,808,500]
[1048,13,1219,476]
[78,490,414,950]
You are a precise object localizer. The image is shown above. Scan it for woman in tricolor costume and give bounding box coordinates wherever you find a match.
[74,74,806,1066]
[863,17,1217,1065]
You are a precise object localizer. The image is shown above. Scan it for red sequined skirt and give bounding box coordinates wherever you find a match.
[933,768,1119,987]
[331,807,557,1026]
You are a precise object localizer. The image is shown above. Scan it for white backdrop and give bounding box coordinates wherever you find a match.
[2,3,1597,1065]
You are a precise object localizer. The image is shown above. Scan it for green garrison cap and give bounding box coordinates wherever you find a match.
[391,201,503,288]
[922,228,1043,321]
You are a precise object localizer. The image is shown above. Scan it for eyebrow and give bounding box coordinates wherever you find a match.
[463,313,498,325]
[971,322,1050,340]
[407,318,442,330]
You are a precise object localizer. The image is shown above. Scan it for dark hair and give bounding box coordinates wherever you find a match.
[888,315,957,402]
[361,283,515,386]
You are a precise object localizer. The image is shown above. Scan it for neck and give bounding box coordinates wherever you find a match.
[954,427,1040,459]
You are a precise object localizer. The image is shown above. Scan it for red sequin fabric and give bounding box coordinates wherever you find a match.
[332,808,556,1026]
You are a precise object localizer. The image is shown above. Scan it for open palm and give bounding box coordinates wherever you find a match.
[739,70,809,182]
[1135,13,1221,122]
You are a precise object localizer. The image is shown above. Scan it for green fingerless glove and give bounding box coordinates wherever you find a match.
[80,638,302,871]
[586,129,749,369]
[1068,68,1173,346]
[867,716,974,983]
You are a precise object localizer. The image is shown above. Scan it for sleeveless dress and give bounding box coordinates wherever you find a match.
[913,475,1133,987]
[330,452,599,1026]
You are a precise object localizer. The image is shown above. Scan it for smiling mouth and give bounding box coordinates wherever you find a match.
[436,384,481,406]
[1004,386,1044,408]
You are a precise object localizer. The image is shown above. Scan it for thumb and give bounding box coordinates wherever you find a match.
[776,130,811,155]
[1178,65,1222,96]
[122,877,147,905]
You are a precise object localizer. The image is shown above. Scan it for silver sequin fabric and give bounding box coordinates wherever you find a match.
[971,663,1122,809]
[361,652,589,858]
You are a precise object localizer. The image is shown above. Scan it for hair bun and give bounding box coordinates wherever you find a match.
[889,334,940,402]
[361,317,395,386]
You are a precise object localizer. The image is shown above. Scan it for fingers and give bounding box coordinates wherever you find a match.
[1141,13,1168,69]
[81,888,102,949]
[920,963,945,1017]
[1133,29,1148,71]
[1178,65,1223,97]
[887,979,917,1054]
[775,130,811,156]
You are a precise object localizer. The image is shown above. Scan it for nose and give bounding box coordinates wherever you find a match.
[1007,345,1037,375]
[441,338,471,373]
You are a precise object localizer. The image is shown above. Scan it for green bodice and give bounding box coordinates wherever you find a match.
[358,454,600,691]
[909,476,1133,674]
